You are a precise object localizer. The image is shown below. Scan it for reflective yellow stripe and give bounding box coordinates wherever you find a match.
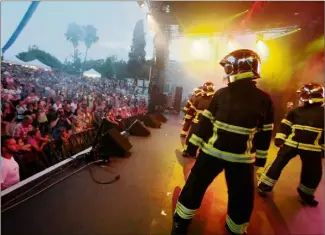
[285,140,322,152]
[208,124,219,146]
[183,107,189,111]
[311,98,324,103]
[258,165,277,187]
[183,144,188,151]
[202,109,213,120]
[298,184,316,195]
[258,174,277,187]
[292,124,323,132]
[202,143,255,163]
[256,149,268,159]
[226,215,249,234]
[184,114,193,120]
[190,104,197,110]
[245,131,255,154]
[175,202,197,219]
[188,100,193,106]
[275,133,286,140]
[193,110,203,123]
[281,119,292,126]
[262,123,274,131]
[180,130,187,135]
[213,120,256,135]
[189,134,204,147]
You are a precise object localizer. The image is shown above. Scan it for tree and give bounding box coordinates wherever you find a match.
[97,56,115,78]
[65,23,83,61]
[16,45,62,69]
[82,25,99,69]
[127,19,146,82]
[113,60,128,80]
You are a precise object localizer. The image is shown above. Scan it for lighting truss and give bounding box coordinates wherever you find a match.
[171,25,301,40]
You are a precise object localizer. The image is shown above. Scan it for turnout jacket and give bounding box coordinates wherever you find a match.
[275,103,324,152]
[183,90,202,120]
[190,92,215,124]
[188,80,274,167]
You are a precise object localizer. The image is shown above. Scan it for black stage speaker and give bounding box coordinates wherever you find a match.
[128,119,151,137]
[100,127,132,157]
[140,114,161,128]
[174,86,183,113]
[155,113,167,123]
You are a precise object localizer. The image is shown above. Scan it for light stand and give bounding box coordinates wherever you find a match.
[85,117,120,184]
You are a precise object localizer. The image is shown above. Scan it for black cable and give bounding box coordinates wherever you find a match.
[88,163,120,184]
[1,159,103,213]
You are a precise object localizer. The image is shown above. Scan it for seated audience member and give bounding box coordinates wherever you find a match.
[1,136,20,190]
[13,116,33,140]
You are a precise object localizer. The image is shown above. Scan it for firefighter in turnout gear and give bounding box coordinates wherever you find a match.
[171,49,274,235]
[180,86,203,138]
[182,82,215,157]
[257,83,324,207]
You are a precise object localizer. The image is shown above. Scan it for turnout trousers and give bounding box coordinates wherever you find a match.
[183,122,199,155]
[181,119,192,137]
[174,151,255,234]
[258,146,323,199]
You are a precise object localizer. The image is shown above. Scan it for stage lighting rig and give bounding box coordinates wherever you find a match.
[256,33,264,42]
[137,1,145,8]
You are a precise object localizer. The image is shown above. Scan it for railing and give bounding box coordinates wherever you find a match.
[14,114,148,181]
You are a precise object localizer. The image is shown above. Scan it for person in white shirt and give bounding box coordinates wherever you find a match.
[53,100,62,112]
[1,136,20,190]
[70,98,78,114]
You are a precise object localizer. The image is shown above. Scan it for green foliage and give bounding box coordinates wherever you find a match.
[128,20,146,78]
[65,23,99,72]
[65,23,83,60]
[16,45,62,69]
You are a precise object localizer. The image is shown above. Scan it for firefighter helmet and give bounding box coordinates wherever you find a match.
[297,83,324,104]
[220,49,261,82]
[202,81,214,92]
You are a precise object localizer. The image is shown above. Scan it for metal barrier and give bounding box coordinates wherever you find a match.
[15,128,97,181]
[13,114,146,181]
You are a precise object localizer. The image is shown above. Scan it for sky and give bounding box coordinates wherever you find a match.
[1,1,154,62]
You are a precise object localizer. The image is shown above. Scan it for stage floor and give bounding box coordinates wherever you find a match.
[2,115,324,235]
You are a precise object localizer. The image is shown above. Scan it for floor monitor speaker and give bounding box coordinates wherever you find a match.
[99,127,132,157]
[128,119,151,137]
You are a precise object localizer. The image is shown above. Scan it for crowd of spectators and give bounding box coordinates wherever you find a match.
[1,61,148,189]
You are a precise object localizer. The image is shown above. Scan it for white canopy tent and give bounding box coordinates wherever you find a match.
[3,58,52,70]
[83,69,101,78]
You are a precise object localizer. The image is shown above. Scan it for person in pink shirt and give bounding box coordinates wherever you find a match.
[1,136,20,190]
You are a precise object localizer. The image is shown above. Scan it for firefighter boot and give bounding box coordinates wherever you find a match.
[182,150,192,158]
[225,223,247,235]
[297,188,318,207]
[171,214,191,235]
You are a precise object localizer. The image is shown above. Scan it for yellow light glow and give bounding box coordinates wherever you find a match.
[190,39,210,60]
[255,40,270,62]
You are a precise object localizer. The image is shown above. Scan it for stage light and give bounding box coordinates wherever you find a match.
[227,35,236,53]
[190,39,211,60]
[137,1,145,8]
[146,13,153,21]
[256,40,269,61]
[256,33,264,43]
